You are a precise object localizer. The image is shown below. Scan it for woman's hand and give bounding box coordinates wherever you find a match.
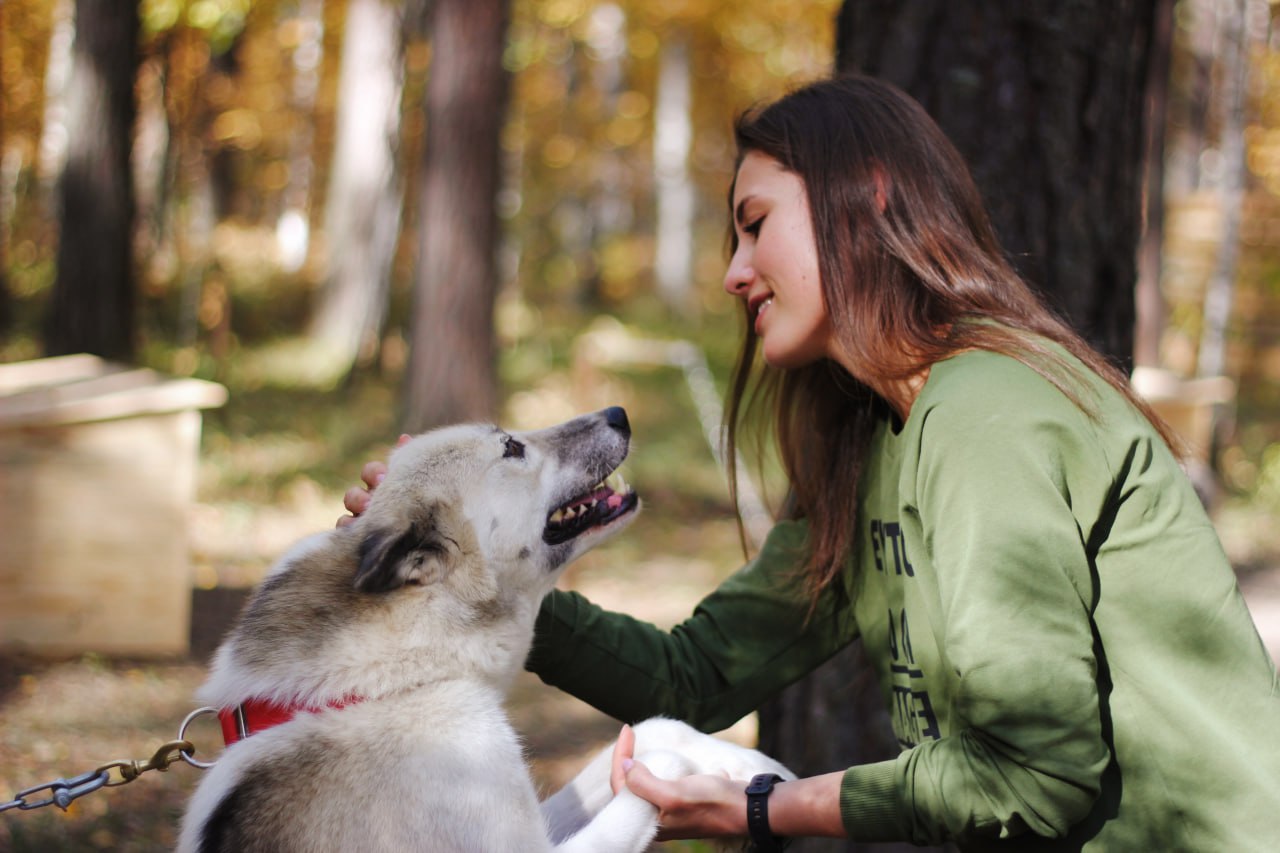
[336,435,411,527]
[607,724,848,842]
[608,725,745,840]
[622,763,746,840]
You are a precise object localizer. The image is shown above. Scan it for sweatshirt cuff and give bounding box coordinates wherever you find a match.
[840,759,907,841]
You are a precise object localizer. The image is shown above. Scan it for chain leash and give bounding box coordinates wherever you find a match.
[1,707,220,814]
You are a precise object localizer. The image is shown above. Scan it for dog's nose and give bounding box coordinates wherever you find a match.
[603,406,630,436]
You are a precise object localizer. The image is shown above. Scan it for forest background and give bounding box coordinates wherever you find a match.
[3,0,1280,850]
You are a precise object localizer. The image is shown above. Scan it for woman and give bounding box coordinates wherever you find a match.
[345,75,1280,849]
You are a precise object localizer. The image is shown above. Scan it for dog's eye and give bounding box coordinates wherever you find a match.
[502,437,525,459]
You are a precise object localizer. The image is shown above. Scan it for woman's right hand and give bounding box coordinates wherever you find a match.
[337,435,411,527]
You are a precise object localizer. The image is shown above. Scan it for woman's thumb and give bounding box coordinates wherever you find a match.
[620,758,663,803]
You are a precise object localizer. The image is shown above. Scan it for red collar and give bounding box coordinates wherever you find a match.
[219,696,364,746]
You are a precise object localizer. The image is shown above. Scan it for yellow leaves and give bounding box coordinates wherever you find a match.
[140,0,250,39]
[211,108,262,150]
[542,133,579,168]
[616,89,650,119]
[538,0,591,29]
[1247,124,1280,196]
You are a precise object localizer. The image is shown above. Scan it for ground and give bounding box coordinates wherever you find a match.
[1,492,1277,851]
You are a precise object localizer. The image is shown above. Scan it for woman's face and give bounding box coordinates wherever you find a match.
[724,151,833,368]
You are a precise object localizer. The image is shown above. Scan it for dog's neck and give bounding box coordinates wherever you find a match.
[218,694,365,745]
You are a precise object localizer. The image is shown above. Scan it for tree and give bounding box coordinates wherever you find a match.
[403,0,512,430]
[833,1,1163,369]
[309,0,405,379]
[756,3,1168,851]
[43,0,139,360]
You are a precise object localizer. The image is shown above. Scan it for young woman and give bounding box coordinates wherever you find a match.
[344,75,1280,850]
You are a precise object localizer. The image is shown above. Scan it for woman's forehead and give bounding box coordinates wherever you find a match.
[733,152,804,209]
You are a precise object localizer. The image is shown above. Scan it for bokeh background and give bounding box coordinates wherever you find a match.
[3,1,1280,850]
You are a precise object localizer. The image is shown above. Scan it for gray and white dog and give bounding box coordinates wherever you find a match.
[178,407,792,853]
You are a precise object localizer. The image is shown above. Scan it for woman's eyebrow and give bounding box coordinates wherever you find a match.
[734,196,755,226]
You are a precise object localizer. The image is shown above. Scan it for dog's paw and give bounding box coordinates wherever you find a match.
[629,717,796,782]
[631,747,698,781]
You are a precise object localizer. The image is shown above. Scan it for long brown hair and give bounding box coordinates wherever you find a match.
[723,74,1179,604]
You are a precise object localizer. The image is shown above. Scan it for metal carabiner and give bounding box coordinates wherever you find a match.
[9,768,111,811]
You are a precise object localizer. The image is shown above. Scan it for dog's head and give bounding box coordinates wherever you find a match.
[351,406,640,596]
[202,408,640,706]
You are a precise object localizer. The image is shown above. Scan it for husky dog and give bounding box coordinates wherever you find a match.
[178,407,792,853]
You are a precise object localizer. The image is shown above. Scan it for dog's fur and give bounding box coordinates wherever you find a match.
[178,408,792,853]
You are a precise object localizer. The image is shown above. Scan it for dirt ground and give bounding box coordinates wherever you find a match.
[2,496,1277,851]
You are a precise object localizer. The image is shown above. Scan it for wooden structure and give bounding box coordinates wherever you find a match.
[0,354,226,657]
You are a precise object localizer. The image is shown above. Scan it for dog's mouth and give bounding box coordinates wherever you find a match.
[543,469,639,545]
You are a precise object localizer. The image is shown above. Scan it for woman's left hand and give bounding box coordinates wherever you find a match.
[608,725,746,840]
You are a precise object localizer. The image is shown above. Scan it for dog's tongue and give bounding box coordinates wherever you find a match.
[606,493,624,509]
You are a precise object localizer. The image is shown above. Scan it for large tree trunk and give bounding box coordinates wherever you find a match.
[44,0,138,360]
[403,0,511,431]
[757,4,1165,851]
[834,1,1160,369]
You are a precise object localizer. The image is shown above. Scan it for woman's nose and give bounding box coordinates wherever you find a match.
[723,248,753,296]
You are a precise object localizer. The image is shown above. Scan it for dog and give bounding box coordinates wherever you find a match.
[178,407,793,852]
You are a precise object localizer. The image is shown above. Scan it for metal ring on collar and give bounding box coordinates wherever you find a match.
[177,707,221,770]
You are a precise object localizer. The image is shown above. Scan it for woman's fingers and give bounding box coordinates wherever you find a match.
[621,764,744,841]
[360,460,388,490]
[337,439,404,528]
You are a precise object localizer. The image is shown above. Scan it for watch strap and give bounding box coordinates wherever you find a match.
[745,772,787,852]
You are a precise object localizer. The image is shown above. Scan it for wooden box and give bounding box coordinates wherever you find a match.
[0,354,226,657]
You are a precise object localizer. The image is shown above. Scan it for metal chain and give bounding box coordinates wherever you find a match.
[1,707,219,815]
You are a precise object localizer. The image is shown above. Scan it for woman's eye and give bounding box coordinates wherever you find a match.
[743,217,764,237]
[502,437,525,459]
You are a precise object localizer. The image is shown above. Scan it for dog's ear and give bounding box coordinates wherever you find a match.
[354,519,452,593]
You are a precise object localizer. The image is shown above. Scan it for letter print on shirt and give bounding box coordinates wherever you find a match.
[873,516,940,748]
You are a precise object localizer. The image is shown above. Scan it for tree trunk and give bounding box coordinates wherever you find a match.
[756,4,1164,850]
[1135,0,1176,368]
[309,0,404,379]
[274,0,326,274]
[1197,0,1260,381]
[834,0,1159,369]
[653,34,696,313]
[44,0,138,360]
[404,0,511,431]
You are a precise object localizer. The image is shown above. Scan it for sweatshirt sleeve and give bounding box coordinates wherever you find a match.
[527,519,859,733]
[840,383,1113,845]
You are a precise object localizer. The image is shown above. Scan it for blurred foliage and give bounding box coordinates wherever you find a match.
[3,4,1280,848]
[0,0,830,586]
[3,0,1280,509]
[1159,0,1280,501]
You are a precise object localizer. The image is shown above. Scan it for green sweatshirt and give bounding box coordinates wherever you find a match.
[527,349,1280,850]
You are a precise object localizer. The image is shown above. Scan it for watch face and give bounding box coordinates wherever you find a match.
[746,772,782,794]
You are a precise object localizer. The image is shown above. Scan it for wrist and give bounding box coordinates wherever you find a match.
[745,773,788,852]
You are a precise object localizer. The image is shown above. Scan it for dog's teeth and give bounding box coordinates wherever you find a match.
[550,509,565,524]
[606,470,628,493]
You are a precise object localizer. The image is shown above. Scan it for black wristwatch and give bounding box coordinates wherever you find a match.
[745,772,788,852]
